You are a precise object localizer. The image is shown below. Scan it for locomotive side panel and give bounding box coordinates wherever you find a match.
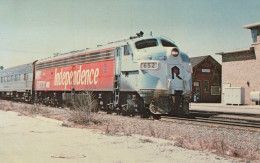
[35,60,115,91]
[33,47,116,106]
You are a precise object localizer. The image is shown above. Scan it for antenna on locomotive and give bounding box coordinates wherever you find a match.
[136,31,144,37]
[53,53,60,57]
[130,31,144,39]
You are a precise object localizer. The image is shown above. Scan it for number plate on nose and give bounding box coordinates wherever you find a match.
[139,61,159,70]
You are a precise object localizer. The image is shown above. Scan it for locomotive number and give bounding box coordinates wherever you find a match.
[140,62,158,70]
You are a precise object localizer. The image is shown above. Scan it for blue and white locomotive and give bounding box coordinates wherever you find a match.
[104,32,192,116]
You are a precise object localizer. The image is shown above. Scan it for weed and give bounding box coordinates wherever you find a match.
[148,125,156,137]
[105,122,111,134]
[10,101,14,107]
[69,92,100,125]
[32,103,40,113]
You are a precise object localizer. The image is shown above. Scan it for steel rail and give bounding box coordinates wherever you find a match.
[160,116,260,129]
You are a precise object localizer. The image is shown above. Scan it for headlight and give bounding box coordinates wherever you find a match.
[171,48,179,57]
[139,61,159,70]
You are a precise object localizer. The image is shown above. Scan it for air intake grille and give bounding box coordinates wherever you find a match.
[36,48,115,70]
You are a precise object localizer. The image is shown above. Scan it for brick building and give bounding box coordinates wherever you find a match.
[216,22,260,105]
[190,55,221,103]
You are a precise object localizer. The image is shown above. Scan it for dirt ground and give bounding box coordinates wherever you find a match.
[0,100,259,162]
[0,110,233,163]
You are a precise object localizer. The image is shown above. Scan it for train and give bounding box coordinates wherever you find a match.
[0,32,192,116]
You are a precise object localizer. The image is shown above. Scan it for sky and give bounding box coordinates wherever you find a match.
[0,0,260,69]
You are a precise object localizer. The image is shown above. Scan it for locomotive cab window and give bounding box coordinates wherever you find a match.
[135,39,158,49]
[124,45,132,56]
[161,39,177,47]
[116,48,121,57]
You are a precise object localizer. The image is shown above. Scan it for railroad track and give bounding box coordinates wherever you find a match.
[2,99,260,129]
[160,115,260,129]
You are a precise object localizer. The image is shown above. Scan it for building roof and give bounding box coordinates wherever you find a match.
[215,47,254,55]
[190,55,209,67]
[243,22,260,29]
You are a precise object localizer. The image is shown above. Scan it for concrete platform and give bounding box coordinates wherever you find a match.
[190,103,260,115]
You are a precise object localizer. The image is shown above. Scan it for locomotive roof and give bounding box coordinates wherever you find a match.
[37,35,175,64]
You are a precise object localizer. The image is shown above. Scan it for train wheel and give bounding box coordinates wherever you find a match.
[140,109,150,118]
[182,102,189,115]
[121,105,129,116]
[106,104,113,114]
[106,107,112,114]
[181,98,190,116]
[115,107,121,115]
[153,114,161,120]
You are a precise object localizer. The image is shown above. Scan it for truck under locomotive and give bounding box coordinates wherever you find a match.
[34,33,192,115]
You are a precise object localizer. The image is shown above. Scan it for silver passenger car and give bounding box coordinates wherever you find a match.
[0,62,34,101]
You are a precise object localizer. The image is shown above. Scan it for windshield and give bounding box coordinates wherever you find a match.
[161,39,177,47]
[135,39,158,49]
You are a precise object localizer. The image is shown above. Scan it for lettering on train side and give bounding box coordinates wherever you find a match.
[53,66,100,89]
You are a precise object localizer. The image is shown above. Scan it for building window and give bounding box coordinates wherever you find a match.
[194,82,200,87]
[212,74,219,85]
[0,77,3,83]
[204,80,209,93]
[211,86,220,95]
[251,28,258,43]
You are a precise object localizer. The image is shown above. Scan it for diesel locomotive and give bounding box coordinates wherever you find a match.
[0,32,192,116]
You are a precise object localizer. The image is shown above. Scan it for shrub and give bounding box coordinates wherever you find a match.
[69,92,99,125]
